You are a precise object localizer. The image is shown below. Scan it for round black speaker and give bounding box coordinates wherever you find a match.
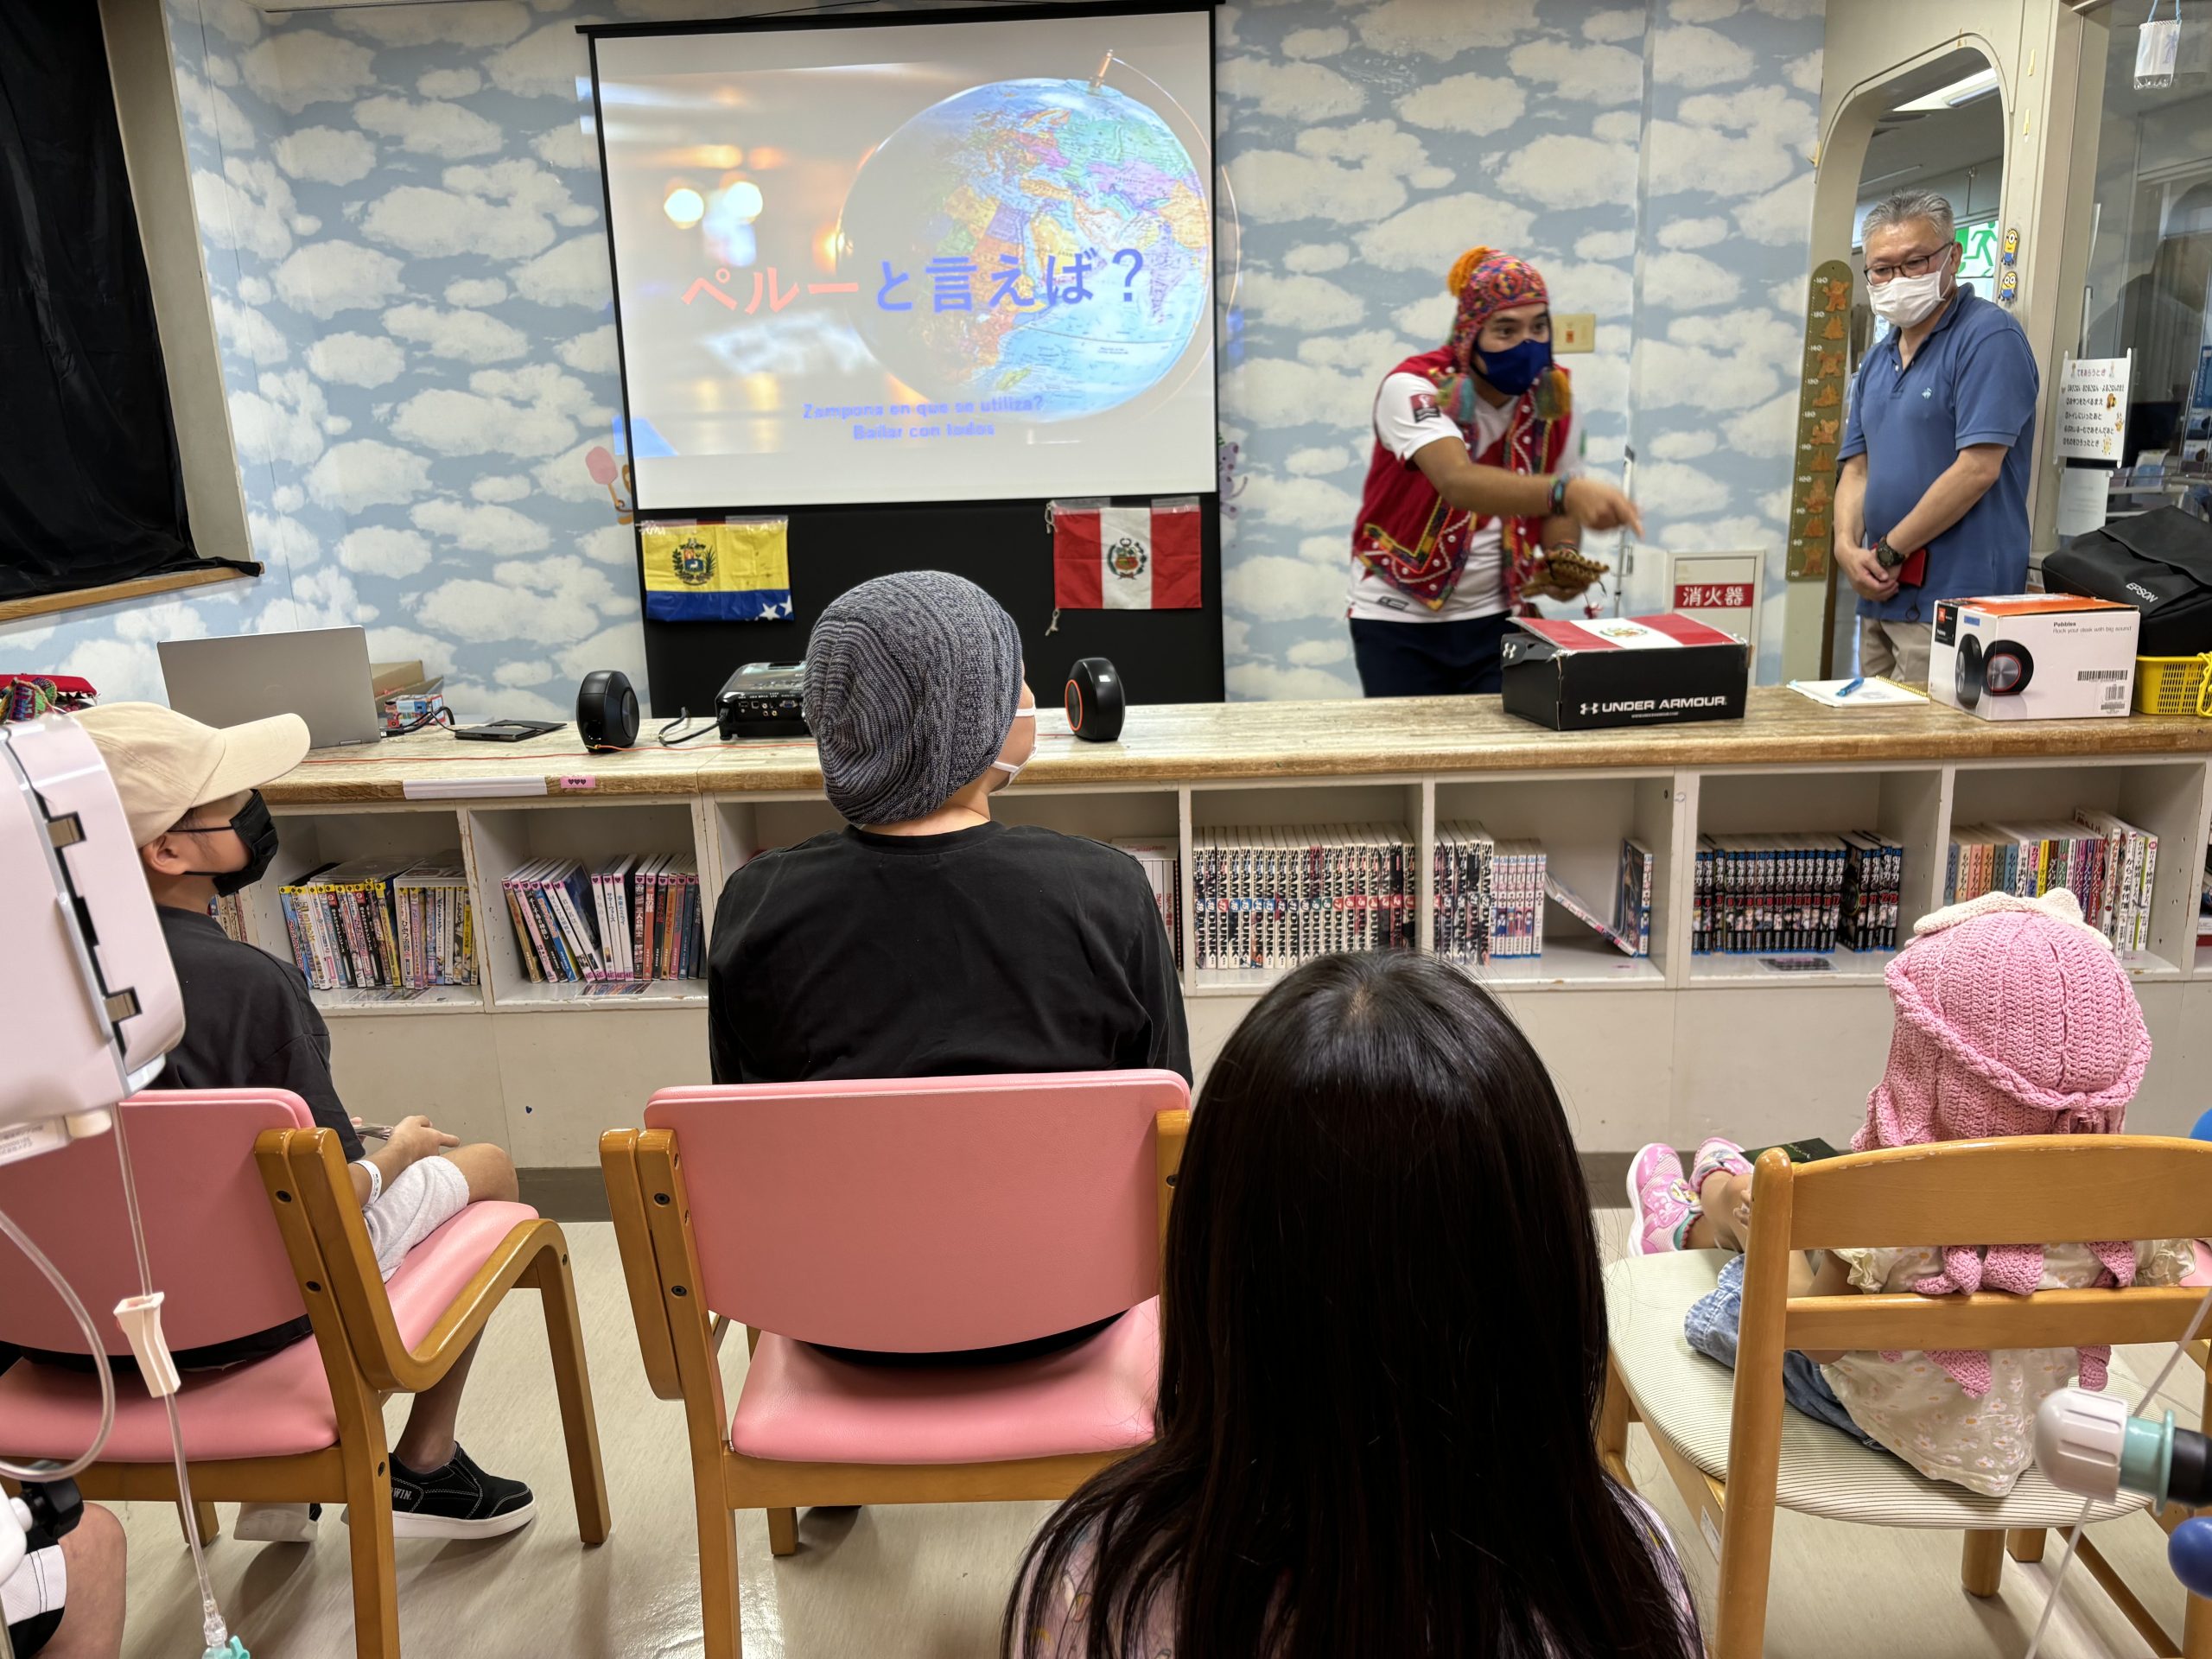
[1984,639,2034,696]
[1955,634,1986,711]
[1065,657,1125,743]
[577,669,639,752]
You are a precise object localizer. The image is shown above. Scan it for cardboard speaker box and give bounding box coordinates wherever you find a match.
[1500,613,1749,731]
[1928,594,2140,721]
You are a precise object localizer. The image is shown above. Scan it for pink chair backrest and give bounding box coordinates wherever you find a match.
[645,1071,1189,1352]
[0,1090,315,1356]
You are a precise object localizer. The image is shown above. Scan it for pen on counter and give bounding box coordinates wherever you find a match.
[1837,677,1865,701]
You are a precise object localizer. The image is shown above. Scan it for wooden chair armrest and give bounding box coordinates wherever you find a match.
[270,1127,559,1394]
[1154,1109,1189,1262]
[601,1128,685,1401]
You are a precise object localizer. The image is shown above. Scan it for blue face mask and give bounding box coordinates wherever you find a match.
[1475,336,1552,397]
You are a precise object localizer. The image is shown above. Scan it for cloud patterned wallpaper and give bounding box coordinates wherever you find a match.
[0,0,1823,709]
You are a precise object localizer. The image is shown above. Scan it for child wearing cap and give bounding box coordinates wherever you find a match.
[1628,889,2193,1495]
[62,702,537,1542]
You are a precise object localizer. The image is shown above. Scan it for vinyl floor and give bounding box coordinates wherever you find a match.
[103,1212,2208,1659]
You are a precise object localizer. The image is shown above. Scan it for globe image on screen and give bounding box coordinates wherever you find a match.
[836,77,1210,421]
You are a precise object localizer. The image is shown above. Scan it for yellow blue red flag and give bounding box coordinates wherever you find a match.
[639,518,791,622]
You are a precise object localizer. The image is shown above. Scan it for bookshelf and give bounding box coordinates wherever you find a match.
[1435,772,1675,990]
[467,799,707,1011]
[253,692,2212,1170]
[1686,766,1941,987]
[245,804,480,1016]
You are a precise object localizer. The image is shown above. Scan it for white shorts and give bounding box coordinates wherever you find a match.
[3,1542,64,1630]
[363,1154,472,1280]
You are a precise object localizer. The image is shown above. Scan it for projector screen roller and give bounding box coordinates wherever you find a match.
[592,9,1219,512]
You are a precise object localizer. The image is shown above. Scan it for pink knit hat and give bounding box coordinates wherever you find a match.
[1854,888,2152,1395]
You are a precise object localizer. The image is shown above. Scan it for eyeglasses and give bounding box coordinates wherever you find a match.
[1866,247,1951,284]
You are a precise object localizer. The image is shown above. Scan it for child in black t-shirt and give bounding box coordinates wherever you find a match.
[709,571,1191,1089]
[72,703,533,1545]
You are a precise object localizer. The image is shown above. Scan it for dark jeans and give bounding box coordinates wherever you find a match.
[1351,613,1514,697]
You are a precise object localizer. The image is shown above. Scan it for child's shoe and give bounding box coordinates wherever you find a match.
[233,1502,320,1543]
[1628,1143,1699,1255]
[1691,1135,1753,1192]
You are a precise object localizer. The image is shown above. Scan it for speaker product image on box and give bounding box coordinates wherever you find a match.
[577,669,640,751]
[1954,636,2035,711]
[1982,639,2035,696]
[1065,657,1125,743]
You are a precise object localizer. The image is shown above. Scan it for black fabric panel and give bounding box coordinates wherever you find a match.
[0,0,247,601]
[638,495,1226,716]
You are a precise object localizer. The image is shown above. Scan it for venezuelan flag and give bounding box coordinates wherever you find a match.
[640,518,792,622]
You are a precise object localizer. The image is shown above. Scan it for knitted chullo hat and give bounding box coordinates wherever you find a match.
[1433,245,1570,426]
[803,570,1022,826]
[1855,887,2152,1396]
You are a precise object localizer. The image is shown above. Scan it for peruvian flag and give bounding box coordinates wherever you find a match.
[1052,499,1203,610]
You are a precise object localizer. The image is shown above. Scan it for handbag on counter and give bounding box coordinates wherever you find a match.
[2043,505,2212,656]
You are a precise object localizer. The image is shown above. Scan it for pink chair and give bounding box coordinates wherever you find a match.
[0,1090,609,1659]
[601,1070,1192,1659]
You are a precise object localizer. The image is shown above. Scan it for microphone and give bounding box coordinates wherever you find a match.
[2035,1387,2212,1598]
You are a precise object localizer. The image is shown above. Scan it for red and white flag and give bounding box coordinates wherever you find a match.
[1052,499,1202,610]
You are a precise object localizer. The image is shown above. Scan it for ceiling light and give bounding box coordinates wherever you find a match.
[1897,67,2000,111]
[664,187,705,228]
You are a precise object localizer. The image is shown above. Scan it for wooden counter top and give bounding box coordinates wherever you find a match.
[263,688,2212,805]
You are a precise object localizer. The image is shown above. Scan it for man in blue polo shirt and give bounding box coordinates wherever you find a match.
[1834,189,2040,683]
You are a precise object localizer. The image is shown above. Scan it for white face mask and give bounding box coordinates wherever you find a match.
[1871,264,1948,328]
[990,705,1037,784]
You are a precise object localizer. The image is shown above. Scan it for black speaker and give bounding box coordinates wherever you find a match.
[577,670,639,752]
[1955,633,1986,709]
[1983,639,2035,696]
[1955,637,2035,711]
[1065,657,1125,743]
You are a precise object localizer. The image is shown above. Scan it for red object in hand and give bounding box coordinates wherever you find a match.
[1897,548,1927,588]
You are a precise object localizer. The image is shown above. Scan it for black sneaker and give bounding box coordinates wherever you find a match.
[385,1446,536,1540]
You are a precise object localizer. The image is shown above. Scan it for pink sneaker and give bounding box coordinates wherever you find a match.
[1628,1143,1698,1255]
[1690,1136,1753,1192]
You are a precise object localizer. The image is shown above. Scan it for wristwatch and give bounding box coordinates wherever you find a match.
[1872,535,1908,570]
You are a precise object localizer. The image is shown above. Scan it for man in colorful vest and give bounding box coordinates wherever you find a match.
[1348,246,1642,697]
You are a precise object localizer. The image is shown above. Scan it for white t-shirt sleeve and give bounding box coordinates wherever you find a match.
[1554,409,1586,481]
[1373,372,1589,480]
[1374,372,1459,465]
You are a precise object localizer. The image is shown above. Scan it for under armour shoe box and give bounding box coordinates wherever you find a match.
[1500,613,1748,731]
[1929,594,2139,721]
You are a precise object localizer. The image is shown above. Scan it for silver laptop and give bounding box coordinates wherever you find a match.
[159,626,382,750]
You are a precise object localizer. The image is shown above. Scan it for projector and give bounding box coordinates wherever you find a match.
[718,661,810,740]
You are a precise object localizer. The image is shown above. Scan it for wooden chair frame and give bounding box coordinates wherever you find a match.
[1603,1136,2212,1659]
[56,1128,611,1659]
[601,1108,1190,1659]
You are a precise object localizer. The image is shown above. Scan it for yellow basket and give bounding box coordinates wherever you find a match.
[2133,653,2212,716]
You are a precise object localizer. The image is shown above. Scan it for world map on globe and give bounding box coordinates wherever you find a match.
[838,78,1211,421]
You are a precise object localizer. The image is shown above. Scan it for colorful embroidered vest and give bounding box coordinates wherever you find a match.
[1351,347,1572,613]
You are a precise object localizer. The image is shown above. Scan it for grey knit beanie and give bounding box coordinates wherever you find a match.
[804,571,1023,825]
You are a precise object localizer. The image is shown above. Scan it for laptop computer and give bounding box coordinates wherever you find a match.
[158,626,383,750]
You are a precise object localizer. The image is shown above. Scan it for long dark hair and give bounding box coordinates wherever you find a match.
[1005,952,1700,1659]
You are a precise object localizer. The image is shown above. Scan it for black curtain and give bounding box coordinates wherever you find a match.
[0,0,250,601]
